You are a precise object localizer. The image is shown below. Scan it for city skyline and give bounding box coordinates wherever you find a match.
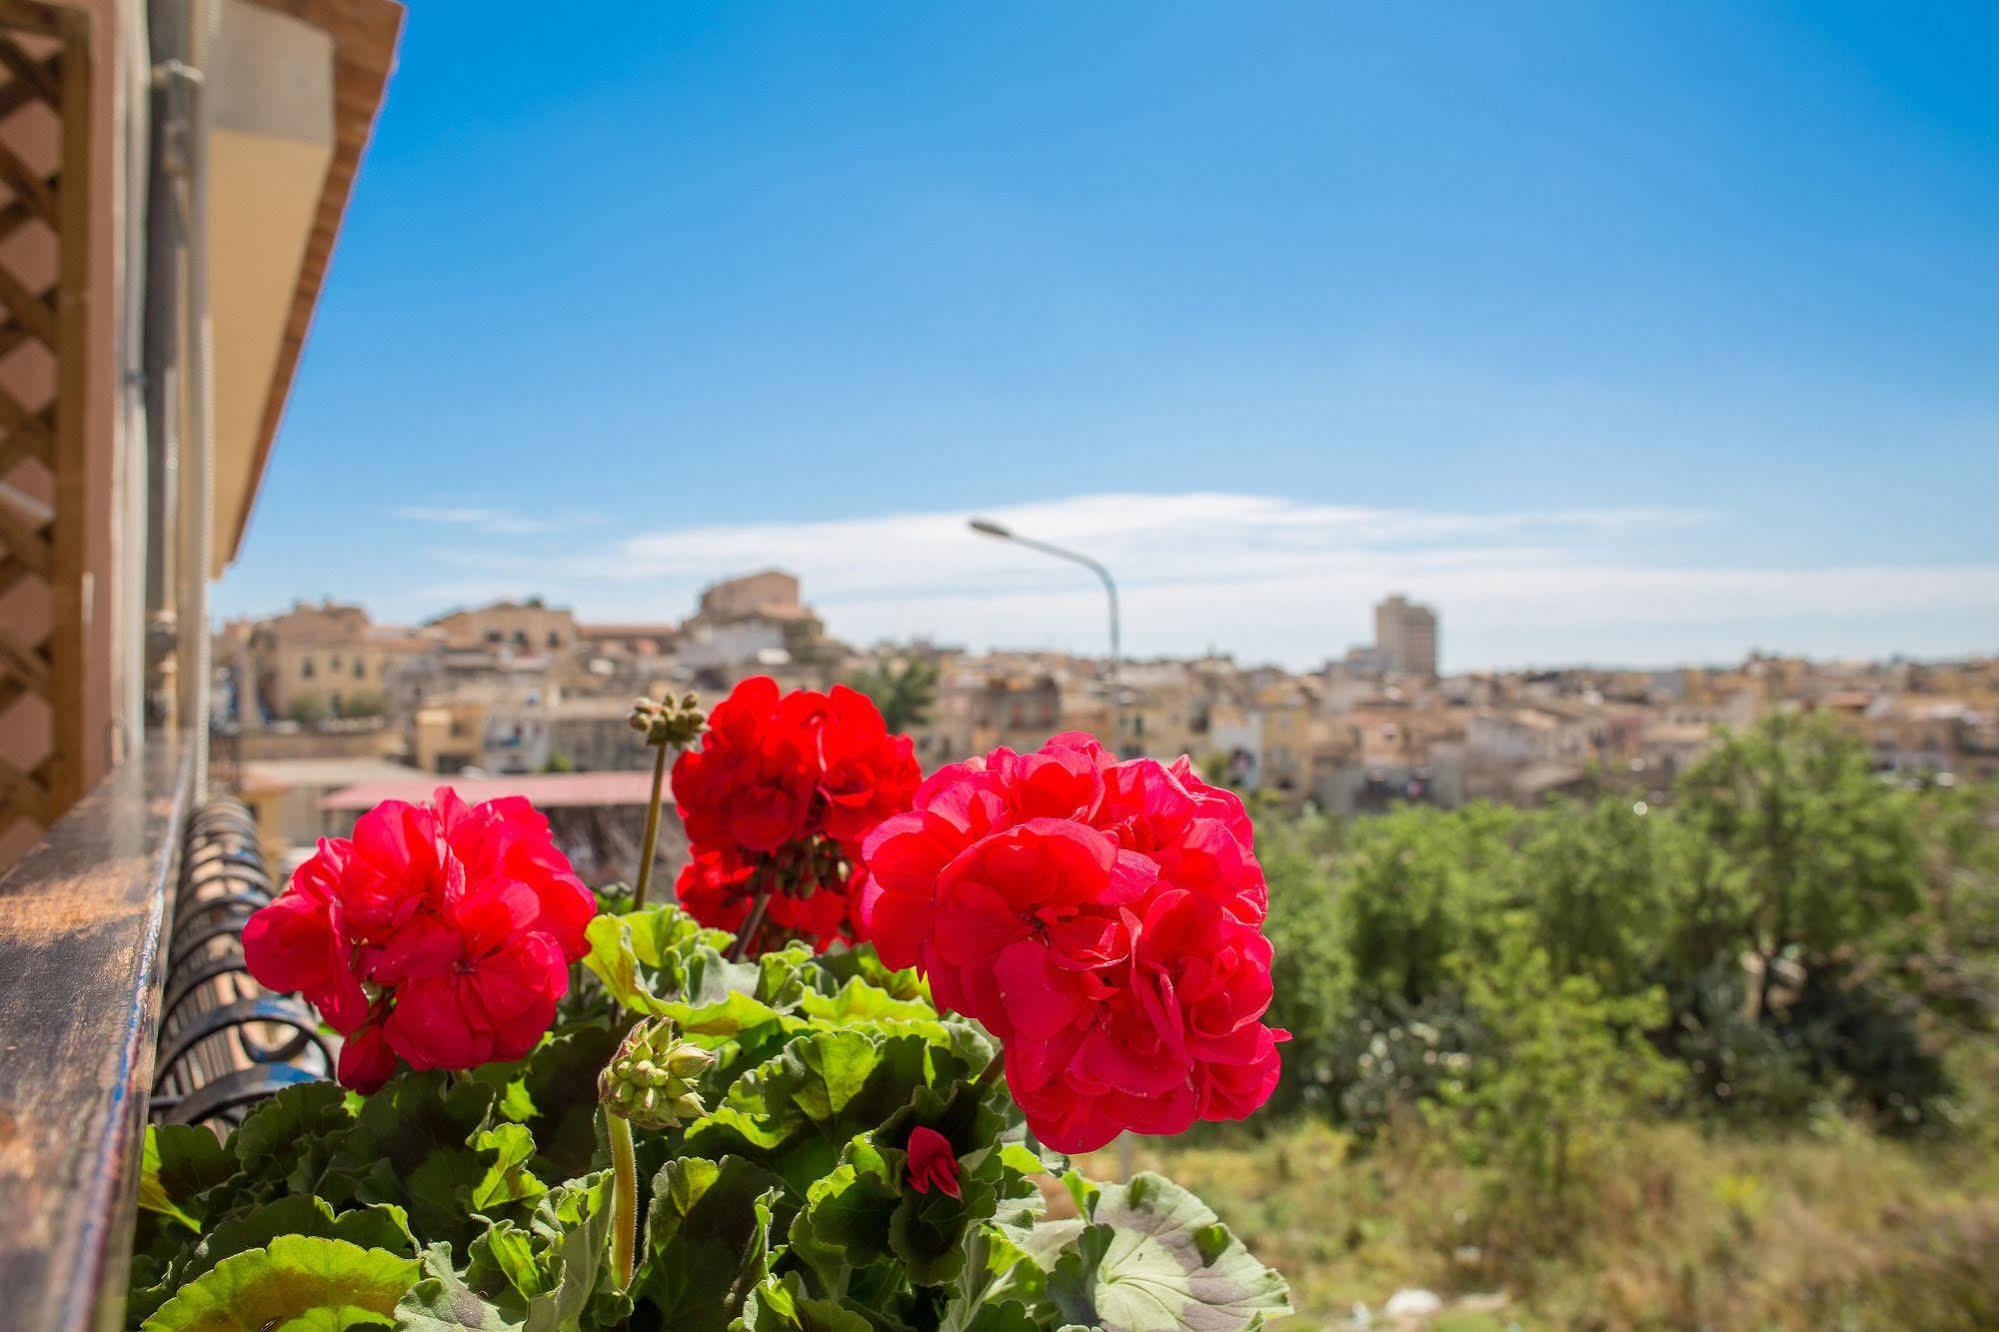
[221,504,1995,678]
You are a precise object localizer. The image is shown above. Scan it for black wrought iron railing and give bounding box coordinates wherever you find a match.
[150,793,332,1130]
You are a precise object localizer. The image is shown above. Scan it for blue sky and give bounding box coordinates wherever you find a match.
[216,2,1999,670]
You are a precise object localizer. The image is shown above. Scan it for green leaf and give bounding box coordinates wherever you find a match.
[522,1171,618,1329]
[740,1272,879,1332]
[580,904,736,1017]
[687,1031,974,1193]
[755,941,817,1011]
[237,1081,357,1196]
[639,1155,789,1330]
[1045,1173,1291,1332]
[787,1136,901,1287]
[321,1072,509,1248]
[398,1169,615,1332]
[138,1124,236,1232]
[669,986,789,1039]
[470,1123,548,1211]
[390,1244,521,1332]
[188,1196,414,1285]
[809,944,930,1004]
[479,1024,622,1180]
[140,1235,417,1331]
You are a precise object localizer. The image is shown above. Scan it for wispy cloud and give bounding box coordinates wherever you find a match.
[373,492,1999,669]
[393,505,579,537]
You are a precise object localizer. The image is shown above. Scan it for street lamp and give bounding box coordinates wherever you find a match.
[969,516,1135,1178]
[968,517,1123,756]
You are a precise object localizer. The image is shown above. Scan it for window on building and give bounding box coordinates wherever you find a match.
[301,657,315,679]
[547,631,560,648]
[354,660,366,678]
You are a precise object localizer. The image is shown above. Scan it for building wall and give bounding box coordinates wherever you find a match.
[412,700,484,775]
[428,600,577,653]
[698,570,799,619]
[1374,594,1439,677]
[678,617,785,671]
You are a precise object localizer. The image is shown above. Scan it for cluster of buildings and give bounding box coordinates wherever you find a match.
[215,577,1999,871]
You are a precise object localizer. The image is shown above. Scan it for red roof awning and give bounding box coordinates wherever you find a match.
[321,771,668,812]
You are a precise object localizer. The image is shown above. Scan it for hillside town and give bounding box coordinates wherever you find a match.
[211,571,1999,871]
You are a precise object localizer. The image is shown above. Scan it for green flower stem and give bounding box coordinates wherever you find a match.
[972,1048,1007,1095]
[631,741,669,909]
[606,1109,638,1291]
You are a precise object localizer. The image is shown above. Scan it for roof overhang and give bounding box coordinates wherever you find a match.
[208,0,401,575]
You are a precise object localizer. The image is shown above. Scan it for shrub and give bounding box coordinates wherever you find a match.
[1659,962,1822,1124]
[1778,960,1955,1133]
[1444,921,1685,1249]
[1324,990,1485,1140]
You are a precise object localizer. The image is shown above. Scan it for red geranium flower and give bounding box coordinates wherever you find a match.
[671,677,919,954]
[244,788,594,1092]
[904,1125,962,1200]
[859,733,1284,1153]
[671,676,818,854]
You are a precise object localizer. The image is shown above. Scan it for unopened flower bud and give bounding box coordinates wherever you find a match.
[665,1046,714,1080]
[598,1018,714,1130]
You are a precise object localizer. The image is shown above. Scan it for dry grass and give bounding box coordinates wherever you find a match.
[1075,1114,1999,1331]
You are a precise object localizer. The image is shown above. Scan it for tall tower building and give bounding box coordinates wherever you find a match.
[1374,594,1439,676]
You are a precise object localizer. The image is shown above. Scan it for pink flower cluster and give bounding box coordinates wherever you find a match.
[858,734,1285,1153]
[243,789,595,1092]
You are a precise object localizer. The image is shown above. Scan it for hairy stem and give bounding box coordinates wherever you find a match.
[607,1110,638,1291]
[631,743,669,909]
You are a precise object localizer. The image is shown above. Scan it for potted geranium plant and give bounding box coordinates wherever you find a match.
[128,679,1291,1331]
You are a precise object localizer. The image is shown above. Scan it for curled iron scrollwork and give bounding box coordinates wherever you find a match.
[150,797,332,1130]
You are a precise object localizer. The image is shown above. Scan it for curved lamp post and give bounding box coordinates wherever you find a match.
[968,518,1123,756]
[969,517,1135,1177]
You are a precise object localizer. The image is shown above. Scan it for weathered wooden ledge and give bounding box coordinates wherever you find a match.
[0,740,192,1332]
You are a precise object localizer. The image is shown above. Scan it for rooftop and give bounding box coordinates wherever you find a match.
[321,770,668,812]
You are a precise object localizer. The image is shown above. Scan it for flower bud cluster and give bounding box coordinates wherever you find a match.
[629,692,707,748]
[598,1017,715,1131]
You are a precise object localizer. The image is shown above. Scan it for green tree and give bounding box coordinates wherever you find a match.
[844,657,939,732]
[1258,805,1353,1111]
[1525,796,1681,995]
[1675,712,1924,1015]
[287,693,327,726]
[1338,806,1497,1006]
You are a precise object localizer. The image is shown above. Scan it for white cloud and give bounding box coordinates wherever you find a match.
[381,493,1999,670]
[394,505,576,536]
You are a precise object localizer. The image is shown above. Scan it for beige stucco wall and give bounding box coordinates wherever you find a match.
[206,0,331,576]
